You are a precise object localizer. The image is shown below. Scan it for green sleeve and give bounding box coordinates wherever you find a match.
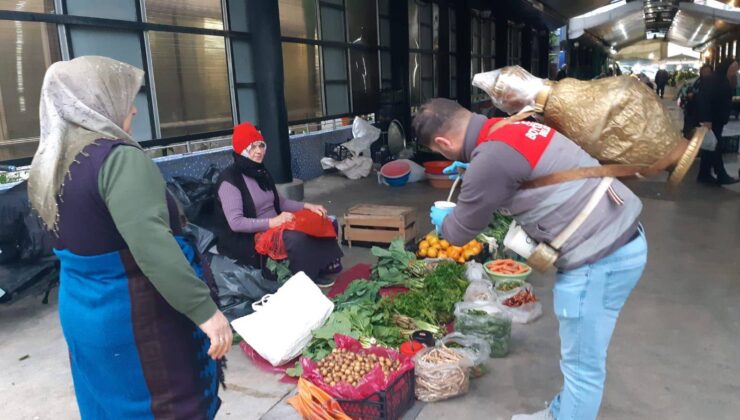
[98,146,218,325]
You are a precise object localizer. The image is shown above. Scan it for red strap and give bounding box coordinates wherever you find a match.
[476,117,555,169]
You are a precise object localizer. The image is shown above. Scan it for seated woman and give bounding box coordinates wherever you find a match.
[214,122,342,287]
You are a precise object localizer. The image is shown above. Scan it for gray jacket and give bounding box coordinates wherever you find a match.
[441,114,642,270]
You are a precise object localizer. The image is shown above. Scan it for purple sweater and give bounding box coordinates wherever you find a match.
[218,175,304,233]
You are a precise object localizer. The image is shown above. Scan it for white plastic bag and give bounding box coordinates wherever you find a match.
[498,287,543,324]
[321,156,373,179]
[700,128,717,151]
[500,301,543,324]
[464,261,487,282]
[231,271,335,366]
[438,333,491,378]
[343,117,381,157]
[464,280,496,303]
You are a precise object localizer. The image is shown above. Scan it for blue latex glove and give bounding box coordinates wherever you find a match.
[442,161,470,180]
[430,205,454,234]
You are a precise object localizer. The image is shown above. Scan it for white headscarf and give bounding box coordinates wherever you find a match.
[28,56,145,230]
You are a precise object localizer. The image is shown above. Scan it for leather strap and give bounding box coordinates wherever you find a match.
[533,86,551,113]
[520,136,690,189]
[482,109,689,189]
[550,177,613,249]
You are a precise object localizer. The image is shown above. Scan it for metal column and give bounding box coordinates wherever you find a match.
[245,0,292,183]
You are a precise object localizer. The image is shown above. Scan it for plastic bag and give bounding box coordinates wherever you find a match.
[494,279,530,299]
[472,66,545,115]
[0,182,53,264]
[321,156,374,180]
[454,302,511,339]
[413,346,474,402]
[344,117,381,157]
[464,261,487,282]
[183,223,216,255]
[231,271,335,366]
[454,302,512,358]
[166,165,220,224]
[300,334,415,400]
[499,288,543,324]
[701,128,718,151]
[288,378,352,420]
[438,333,491,378]
[210,255,279,321]
[255,210,337,260]
[464,280,496,303]
[500,301,543,325]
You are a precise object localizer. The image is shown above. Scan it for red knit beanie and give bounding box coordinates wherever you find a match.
[232,122,264,154]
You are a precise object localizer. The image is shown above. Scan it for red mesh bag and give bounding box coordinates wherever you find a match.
[255,209,337,260]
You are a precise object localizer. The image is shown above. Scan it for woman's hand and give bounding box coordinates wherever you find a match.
[269,212,295,228]
[198,310,233,360]
[304,203,328,217]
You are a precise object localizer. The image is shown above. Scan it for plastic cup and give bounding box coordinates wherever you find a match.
[434,201,456,210]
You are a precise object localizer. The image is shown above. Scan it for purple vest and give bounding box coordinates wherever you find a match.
[55,140,181,255]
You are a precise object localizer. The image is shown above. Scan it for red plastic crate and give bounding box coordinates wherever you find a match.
[335,368,416,420]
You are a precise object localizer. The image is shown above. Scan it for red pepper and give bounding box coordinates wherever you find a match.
[400,341,426,357]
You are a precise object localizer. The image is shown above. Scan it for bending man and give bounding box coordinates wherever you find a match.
[414,98,648,420]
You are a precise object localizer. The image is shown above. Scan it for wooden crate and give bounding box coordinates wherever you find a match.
[342,204,418,248]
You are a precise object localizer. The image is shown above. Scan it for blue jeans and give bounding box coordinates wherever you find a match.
[549,227,647,420]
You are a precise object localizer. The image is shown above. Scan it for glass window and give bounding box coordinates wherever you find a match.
[449,8,456,53]
[378,0,389,15]
[409,53,421,106]
[323,47,347,82]
[449,55,456,99]
[279,0,318,39]
[69,28,144,68]
[227,0,249,32]
[482,20,491,58]
[421,54,433,102]
[320,5,345,42]
[471,15,479,54]
[232,40,255,83]
[325,84,349,115]
[282,43,323,121]
[0,0,54,12]
[433,3,439,51]
[380,50,392,82]
[146,0,224,30]
[149,32,232,137]
[379,17,391,47]
[350,50,379,112]
[0,20,60,160]
[236,87,259,124]
[408,0,419,49]
[346,0,377,46]
[66,0,137,21]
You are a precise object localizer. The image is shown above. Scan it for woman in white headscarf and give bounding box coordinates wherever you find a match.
[28,56,230,419]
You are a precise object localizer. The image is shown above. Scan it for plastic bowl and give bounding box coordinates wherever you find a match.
[427,173,455,189]
[423,160,453,175]
[385,173,410,187]
[380,160,411,178]
[483,260,533,282]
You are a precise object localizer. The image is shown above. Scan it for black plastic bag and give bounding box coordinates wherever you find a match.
[183,223,217,255]
[0,182,53,264]
[166,165,221,225]
[209,254,279,321]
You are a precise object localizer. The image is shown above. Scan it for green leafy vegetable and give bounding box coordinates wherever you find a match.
[332,280,381,310]
[370,238,417,286]
[266,258,292,284]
